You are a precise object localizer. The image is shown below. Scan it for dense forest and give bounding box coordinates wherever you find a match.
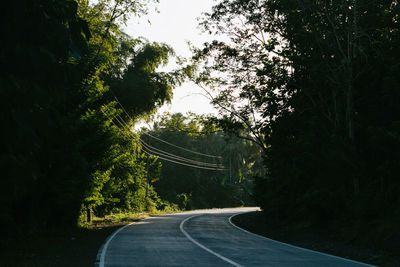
[193,0,400,249]
[0,0,253,242]
[140,113,259,209]
[0,0,186,236]
[1,0,399,258]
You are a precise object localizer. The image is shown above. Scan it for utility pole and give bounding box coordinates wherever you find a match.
[229,157,232,183]
[145,156,149,199]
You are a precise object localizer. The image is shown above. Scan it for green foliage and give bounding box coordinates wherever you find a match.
[109,42,178,118]
[0,0,182,238]
[142,113,258,209]
[198,0,400,244]
[1,0,93,233]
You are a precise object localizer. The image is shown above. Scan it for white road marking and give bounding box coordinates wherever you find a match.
[180,214,243,267]
[98,223,135,267]
[228,212,375,267]
[95,208,255,266]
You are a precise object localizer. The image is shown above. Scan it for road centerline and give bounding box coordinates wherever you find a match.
[179,214,243,267]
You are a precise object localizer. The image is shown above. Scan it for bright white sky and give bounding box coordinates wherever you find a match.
[124,0,219,116]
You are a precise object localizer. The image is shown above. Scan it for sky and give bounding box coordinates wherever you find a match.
[123,0,219,116]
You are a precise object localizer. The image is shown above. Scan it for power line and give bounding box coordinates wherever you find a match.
[140,139,223,168]
[101,109,130,133]
[114,96,131,119]
[114,114,128,129]
[142,131,222,159]
[112,111,224,168]
[140,139,224,168]
[101,105,226,171]
[111,95,222,159]
[140,146,226,171]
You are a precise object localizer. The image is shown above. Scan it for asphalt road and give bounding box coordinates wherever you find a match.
[95,207,374,267]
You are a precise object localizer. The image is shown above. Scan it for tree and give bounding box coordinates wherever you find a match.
[0,0,181,235]
[141,113,258,209]
[0,0,94,230]
[194,0,400,232]
[75,0,185,220]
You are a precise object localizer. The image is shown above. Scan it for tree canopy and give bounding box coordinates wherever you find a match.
[2,0,399,257]
[140,113,259,209]
[0,0,183,235]
[193,0,400,245]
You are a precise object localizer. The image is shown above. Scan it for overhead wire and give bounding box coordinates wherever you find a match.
[100,101,226,171]
[111,95,222,159]
[114,96,131,121]
[142,131,222,159]
[140,146,226,171]
[140,139,224,168]
[140,139,223,168]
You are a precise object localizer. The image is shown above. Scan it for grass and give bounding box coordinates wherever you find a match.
[87,212,149,227]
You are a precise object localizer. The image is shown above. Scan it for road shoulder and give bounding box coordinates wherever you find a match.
[231,211,399,267]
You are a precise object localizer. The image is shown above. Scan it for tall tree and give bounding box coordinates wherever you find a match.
[194,0,400,231]
[0,0,181,235]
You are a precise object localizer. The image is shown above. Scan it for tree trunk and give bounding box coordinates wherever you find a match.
[86,208,92,223]
[347,0,360,196]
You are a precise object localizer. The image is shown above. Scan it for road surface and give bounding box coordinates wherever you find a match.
[95,207,374,266]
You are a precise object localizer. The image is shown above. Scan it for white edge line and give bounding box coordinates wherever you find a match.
[180,214,243,267]
[96,222,135,267]
[228,212,376,267]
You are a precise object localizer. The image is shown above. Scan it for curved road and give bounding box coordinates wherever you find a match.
[95,207,374,267]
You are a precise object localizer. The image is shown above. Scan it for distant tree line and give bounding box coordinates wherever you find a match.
[141,113,260,209]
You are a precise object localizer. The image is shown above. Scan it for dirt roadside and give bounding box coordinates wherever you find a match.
[0,223,127,267]
[2,210,399,266]
[231,211,400,267]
